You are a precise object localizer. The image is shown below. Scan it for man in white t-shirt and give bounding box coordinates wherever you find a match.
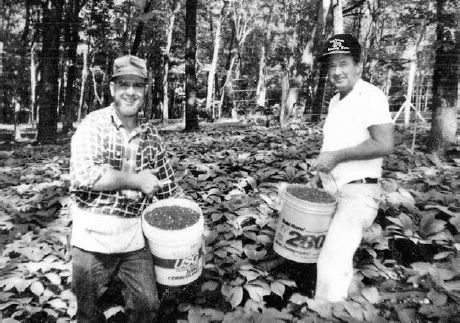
[312,34,394,302]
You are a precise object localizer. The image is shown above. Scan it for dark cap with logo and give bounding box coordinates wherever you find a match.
[112,55,148,80]
[320,33,362,61]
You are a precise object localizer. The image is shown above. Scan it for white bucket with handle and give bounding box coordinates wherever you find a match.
[141,198,204,286]
[274,183,337,263]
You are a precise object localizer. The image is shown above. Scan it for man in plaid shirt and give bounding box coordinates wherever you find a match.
[69,55,180,322]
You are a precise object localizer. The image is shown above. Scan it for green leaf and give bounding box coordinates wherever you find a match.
[30,280,45,296]
[442,280,460,292]
[270,281,285,297]
[201,280,219,292]
[221,284,243,308]
[305,298,333,319]
[47,298,67,309]
[361,287,380,304]
[243,244,267,261]
[396,307,417,323]
[427,289,447,306]
[103,305,125,319]
[289,292,309,305]
[433,251,453,260]
[45,272,61,285]
[239,269,260,282]
[0,277,32,292]
[344,301,365,321]
[244,284,270,303]
[3,319,21,323]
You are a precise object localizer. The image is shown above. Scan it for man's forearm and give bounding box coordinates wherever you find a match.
[336,137,393,163]
[92,169,140,192]
[334,123,394,164]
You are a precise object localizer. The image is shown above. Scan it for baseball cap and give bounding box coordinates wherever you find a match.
[112,55,148,79]
[320,34,362,60]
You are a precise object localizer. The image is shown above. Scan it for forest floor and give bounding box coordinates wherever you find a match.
[0,119,459,322]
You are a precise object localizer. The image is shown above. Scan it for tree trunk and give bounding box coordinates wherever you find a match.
[358,0,377,77]
[255,2,274,110]
[184,0,199,131]
[428,0,458,157]
[13,98,21,141]
[144,69,154,119]
[62,0,83,134]
[90,67,104,108]
[205,1,225,120]
[255,45,267,108]
[311,0,331,122]
[150,44,163,119]
[218,55,237,118]
[37,0,63,144]
[131,0,151,55]
[30,45,37,126]
[162,0,181,122]
[333,0,344,34]
[78,44,89,122]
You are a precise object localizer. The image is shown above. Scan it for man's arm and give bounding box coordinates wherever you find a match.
[313,123,394,172]
[92,168,170,197]
[70,119,169,197]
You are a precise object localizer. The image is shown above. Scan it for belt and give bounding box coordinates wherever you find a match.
[348,177,378,184]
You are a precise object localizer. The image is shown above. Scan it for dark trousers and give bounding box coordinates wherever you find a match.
[71,246,159,323]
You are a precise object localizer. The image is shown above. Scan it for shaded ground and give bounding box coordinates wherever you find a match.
[0,120,459,322]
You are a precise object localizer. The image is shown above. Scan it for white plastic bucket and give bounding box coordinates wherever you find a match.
[274,184,337,263]
[141,198,204,286]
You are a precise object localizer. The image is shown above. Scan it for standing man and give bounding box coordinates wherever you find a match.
[312,34,394,302]
[69,55,180,322]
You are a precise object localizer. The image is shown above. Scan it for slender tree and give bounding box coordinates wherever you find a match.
[309,0,331,122]
[37,0,64,144]
[184,0,199,131]
[162,0,182,122]
[255,2,275,110]
[131,0,151,55]
[428,0,458,157]
[62,0,86,134]
[205,0,227,120]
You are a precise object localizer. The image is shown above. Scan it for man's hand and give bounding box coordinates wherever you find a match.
[136,169,171,197]
[312,151,342,173]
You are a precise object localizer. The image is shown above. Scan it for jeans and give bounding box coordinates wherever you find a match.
[71,246,159,322]
[315,183,381,302]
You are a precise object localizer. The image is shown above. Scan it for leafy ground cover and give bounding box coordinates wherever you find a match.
[0,121,459,322]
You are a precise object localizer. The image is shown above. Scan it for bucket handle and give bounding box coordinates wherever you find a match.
[277,182,289,211]
[318,172,338,195]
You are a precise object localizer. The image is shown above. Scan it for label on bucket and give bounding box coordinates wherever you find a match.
[274,218,327,263]
[153,248,203,286]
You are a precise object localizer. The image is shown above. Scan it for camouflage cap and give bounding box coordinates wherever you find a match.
[112,55,148,79]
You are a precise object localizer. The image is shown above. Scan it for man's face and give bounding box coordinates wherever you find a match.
[110,75,147,118]
[327,54,362,95]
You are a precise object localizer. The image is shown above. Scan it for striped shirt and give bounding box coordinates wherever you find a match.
[70,104,179,218]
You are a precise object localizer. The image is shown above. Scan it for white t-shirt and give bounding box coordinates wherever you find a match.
[321,79,392,188]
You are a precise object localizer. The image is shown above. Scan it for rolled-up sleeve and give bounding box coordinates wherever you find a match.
[70,118,108,190]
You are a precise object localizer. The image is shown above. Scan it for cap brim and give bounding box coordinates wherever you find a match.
[112,74,147,80]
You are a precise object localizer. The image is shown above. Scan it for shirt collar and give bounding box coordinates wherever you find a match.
[109,104,148,134]
[109,104,124,130]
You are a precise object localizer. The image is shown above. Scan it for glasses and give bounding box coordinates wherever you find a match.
[115,80,146,89]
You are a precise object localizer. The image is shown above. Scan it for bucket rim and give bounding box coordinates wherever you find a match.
[284,184,337,206]
[141,198,204,233]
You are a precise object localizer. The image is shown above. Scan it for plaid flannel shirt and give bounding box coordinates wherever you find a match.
[70,105,179,218]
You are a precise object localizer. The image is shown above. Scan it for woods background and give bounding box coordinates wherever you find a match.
[0,1,459,322]
[0,0,458,152]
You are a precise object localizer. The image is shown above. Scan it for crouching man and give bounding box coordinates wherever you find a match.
[312,34,394,302]
[69,55,181,322]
